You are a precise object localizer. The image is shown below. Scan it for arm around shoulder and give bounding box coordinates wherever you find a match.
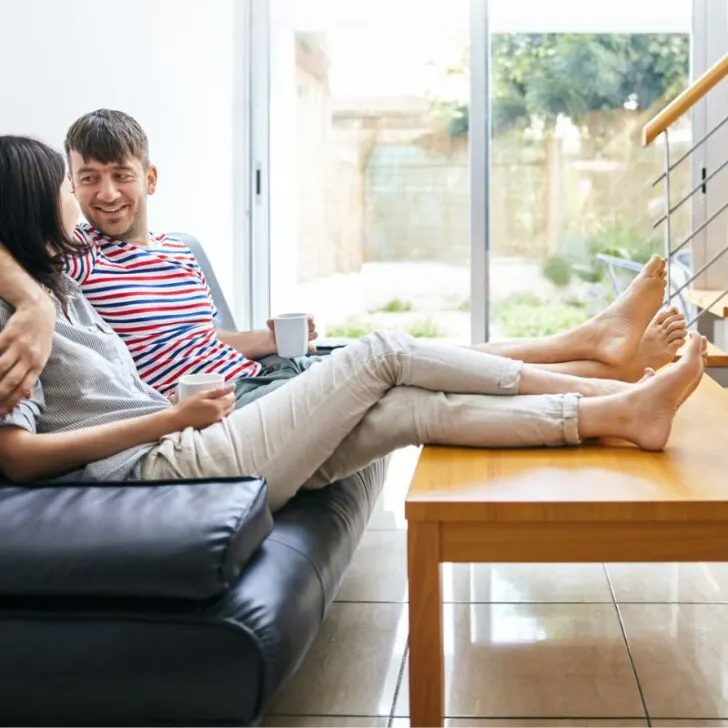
[0,247,56,413]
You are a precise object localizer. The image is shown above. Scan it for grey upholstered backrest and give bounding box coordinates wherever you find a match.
[170,232,237,331]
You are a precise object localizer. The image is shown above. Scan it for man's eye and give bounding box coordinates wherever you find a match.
[80,177,94,184]
[117,174,133,182]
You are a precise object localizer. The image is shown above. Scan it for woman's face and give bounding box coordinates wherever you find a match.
[59,177,80,235]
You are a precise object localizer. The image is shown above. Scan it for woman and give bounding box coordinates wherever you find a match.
[0,136,706,512]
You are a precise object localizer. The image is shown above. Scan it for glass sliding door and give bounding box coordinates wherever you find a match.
[486,0,693,340]
[252,0,473,342]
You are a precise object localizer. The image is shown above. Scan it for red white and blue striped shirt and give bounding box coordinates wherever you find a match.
[65,224,261,396]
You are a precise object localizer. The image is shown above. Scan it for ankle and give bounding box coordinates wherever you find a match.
[577,393,632,440]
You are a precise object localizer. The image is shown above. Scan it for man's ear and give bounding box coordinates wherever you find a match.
[67,170,76,194]
[146,164,158,195]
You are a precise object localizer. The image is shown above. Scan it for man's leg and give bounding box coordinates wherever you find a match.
[233,354,325,408]
[474,256,667,367]
[485,308,687,381]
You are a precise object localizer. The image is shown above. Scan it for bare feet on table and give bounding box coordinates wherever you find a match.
[619,332,706,450]
[624,306,688,381]
[583,255,667,367]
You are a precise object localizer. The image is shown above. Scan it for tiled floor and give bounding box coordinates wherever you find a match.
[263,447,728,727]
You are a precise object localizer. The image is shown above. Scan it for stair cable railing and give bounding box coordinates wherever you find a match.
[642,51,728,328]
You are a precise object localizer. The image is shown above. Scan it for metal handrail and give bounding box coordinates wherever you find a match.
[651,114,728,184]
[667,198,728,259]
[671,243,728,298]
[653,156,728,228]
[647,57,728,332]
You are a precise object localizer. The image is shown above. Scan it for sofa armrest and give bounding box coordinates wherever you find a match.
[0,476,272,600]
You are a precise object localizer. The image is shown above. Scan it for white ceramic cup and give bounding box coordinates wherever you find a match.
[273,313,309,358]
[177,373,226,402]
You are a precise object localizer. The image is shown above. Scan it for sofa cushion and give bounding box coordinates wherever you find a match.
[0,477,272,599]
[0,460,387,726]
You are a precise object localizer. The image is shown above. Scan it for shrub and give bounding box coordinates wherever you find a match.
[542,255,572,288]
[326,317,375,339]
[407,317,445,338]
[374,298,413,313]
[492,293,588,338]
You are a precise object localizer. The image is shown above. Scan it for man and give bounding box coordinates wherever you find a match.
[63,109,321,406]
[0,110,687,413]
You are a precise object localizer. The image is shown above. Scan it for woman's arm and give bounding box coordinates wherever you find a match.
[0,385,236,483]
[0,244,56,414]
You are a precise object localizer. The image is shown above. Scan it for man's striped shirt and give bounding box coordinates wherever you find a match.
[65,224,261,396]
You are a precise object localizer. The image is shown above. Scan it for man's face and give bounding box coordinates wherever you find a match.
[68,150,157,242]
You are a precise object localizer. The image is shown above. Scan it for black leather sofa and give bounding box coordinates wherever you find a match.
[0,236,389,725]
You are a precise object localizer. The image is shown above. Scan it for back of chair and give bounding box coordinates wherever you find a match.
[170,233,237,331]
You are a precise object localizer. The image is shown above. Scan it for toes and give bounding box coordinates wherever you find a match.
[643,255,665,276]
[683,332,701,352]
[640,367,657,382]
[653,309,671,325]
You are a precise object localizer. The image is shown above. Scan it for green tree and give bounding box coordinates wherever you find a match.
[440,33,689,137]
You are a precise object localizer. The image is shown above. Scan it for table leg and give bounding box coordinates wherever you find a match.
[407,521,444,727]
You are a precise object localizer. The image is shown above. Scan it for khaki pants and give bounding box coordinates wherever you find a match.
[139,331,581,512]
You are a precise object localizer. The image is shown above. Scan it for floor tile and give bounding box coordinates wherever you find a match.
[336,530,408,602]
[392,721,646,727]
[619,604,728,718]
[652,722,728,726]
[262,717,387,727]
[443,563,612,603]
[267,602,407,717]
[368,446,420,530]
[607,563,728,603]
[396,603,643,718]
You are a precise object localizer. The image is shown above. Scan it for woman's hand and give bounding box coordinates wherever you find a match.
[168,385,236,431]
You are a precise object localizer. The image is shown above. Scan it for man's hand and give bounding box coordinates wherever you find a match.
[266,314,319,353]
[0,298,55,415]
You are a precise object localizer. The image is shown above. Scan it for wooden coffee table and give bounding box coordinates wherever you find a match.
[405,376,728,727]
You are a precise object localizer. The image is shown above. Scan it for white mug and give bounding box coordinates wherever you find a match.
[273,313,309,358]
[177,373,226,401]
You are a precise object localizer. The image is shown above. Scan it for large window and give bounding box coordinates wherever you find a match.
[486,0,693,340]
[250,0,696,342]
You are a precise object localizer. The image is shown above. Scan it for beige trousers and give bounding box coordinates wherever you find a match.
[139,331,581,512]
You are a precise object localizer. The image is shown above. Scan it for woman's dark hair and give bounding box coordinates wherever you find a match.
[0,136,85,300]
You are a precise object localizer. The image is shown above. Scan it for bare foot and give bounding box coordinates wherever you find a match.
[621,332,705,450]
[583,256,667,367]
[624,307,688,381]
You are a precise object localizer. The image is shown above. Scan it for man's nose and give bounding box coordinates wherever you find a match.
[96,178,120,203]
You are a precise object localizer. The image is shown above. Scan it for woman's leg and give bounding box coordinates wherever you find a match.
[302,386,581,491]
[303,333,705,491]
[140,331,704,511]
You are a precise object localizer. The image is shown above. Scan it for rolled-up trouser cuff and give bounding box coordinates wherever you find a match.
[498,358,524,395]
[562,392,582,445]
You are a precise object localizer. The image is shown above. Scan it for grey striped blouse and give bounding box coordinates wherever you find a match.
[0,274,171,482]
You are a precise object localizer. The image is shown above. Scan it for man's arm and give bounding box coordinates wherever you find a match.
[217,329,277,359]
[0,245,56,414]
[217,315,318,359]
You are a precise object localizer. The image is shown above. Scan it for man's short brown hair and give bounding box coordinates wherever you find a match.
[65,109,149,168]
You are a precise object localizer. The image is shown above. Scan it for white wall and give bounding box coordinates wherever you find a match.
[0,0,248,322]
